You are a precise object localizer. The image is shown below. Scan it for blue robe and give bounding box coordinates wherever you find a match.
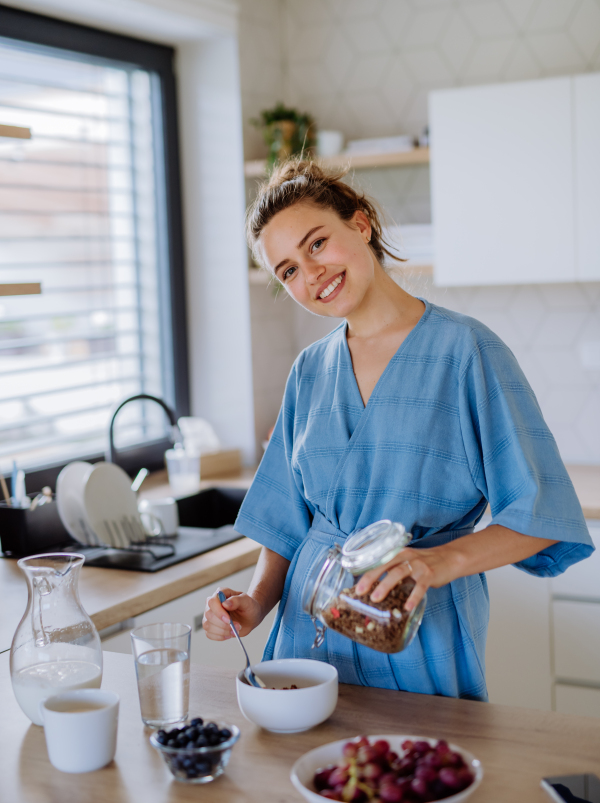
[234,300,593,700]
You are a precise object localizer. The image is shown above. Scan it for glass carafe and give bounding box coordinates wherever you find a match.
[10,553,103,725]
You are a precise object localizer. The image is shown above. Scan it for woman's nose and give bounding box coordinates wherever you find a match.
[303,260,326,283]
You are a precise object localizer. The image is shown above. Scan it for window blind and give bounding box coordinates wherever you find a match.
[0,35,174,473]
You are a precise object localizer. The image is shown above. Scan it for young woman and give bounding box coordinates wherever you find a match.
[203,160,592,700]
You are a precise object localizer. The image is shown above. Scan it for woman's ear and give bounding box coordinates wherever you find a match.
[352,209,372,243]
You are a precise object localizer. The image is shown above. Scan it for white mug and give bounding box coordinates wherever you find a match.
[40,689,119,773]
[138,497,179,536]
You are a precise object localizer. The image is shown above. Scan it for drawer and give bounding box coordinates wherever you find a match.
[555,683,600,718]
[550,523,600,599]
[553,599,600,683]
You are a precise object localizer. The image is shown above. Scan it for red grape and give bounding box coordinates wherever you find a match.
[373,739,390,756]
[343,742,359,760]
[401,739,414,752]
[319,791,342,801]
[396,757,415,776]
[363,762,383,780]
[328,766,349,787]
[356,745,378,765]
[379,784,404,803]
[314,766,335,791]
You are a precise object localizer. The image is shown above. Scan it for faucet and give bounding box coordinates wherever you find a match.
[106,394,182,465]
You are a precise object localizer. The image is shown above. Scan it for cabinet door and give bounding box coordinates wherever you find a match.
[550,523,600,600]
[430,77,575,286]
[485,563,552,710]
[555,683,600,718]
[574,72,600,280]
[553,599,600,684]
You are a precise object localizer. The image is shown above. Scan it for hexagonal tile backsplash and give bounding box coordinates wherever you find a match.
[239,0,600,464]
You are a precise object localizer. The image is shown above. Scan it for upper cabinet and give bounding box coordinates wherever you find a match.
[575,73,600,281]
[430,74,600,286]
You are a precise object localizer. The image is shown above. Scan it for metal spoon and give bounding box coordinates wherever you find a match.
[217,591,266,688]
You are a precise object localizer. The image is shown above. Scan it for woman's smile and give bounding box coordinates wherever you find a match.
[316,271,345,302]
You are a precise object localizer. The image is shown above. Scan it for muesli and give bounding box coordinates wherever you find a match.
[322,579,416,653]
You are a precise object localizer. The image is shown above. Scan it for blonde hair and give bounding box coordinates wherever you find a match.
[246,158,404,271]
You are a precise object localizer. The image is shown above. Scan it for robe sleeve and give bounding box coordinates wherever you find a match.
[458,330,594,577]
[233,354,314,562]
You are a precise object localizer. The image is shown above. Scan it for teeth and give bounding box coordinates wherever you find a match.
[319,275,343,299]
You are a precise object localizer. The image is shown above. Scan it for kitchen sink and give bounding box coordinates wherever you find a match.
[78,487,248,572]
[0,487,249,573]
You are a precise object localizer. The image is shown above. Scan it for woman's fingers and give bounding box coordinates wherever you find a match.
[355,550,414,595]
[369,561,417,602]
[203,587,242,640]
[404,578,428,612]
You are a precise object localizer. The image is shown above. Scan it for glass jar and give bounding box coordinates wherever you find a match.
[302,520,426,654]
[10,553,103,725]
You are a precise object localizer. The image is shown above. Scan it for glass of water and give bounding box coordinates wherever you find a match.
[131,622,191,728]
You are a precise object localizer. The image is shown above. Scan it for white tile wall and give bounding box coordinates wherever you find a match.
[238,0,600,463]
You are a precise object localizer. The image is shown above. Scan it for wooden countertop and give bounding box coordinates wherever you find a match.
[0,537,260,653]
[2,650,600,802]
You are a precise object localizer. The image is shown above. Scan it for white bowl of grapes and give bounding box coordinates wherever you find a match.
[290,734,483,802]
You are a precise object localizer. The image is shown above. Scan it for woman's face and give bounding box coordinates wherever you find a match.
[258,202,376,318]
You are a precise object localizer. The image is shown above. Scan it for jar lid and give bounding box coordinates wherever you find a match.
[340,520,412,573]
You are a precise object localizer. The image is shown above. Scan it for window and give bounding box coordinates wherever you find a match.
[0,7,188,485]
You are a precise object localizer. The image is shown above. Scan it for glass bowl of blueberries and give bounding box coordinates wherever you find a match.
[150,717,240,783]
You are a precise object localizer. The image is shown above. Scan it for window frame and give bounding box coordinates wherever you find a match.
[0,2,189,493]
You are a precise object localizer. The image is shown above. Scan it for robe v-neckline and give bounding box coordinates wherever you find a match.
[341,298,431,411]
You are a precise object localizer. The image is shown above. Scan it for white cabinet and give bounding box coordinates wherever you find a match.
[574,73,600,280]
[485,563,552,710]
[101,565,277,673]
[550,524,600,600]
[430,73,600,286]
[553,599,600,684]
[555,684,600,717]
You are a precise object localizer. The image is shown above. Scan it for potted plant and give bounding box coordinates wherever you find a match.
[251,102,315,169]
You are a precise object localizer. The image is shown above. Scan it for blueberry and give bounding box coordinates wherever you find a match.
[190,717,203,727]
[205,722,218,732]
[219,728,232,741]
[166,739,177,747]
[182,757,194,769]
[156,730,168,745]
[195,735,208,748]
[194,759,211,774]
[207,733,220,746]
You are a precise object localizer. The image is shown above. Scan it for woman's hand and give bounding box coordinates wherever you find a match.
[202,587,264,641]
[355,546,456,613]
[354,525,559,613]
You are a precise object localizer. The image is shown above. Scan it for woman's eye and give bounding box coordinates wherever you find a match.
[311,238,325,252]
[282,266,297,281]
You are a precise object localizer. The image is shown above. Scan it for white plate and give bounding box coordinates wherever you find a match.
[290,734,483,803]
[56,462,97,545]
[83,462,144,548]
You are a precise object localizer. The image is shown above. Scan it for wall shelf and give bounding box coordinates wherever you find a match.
[0,282,41,296]
[244,147,430,178]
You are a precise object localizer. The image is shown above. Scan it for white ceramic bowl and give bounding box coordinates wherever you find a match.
[290,734,483,803]
[236,658,338,734]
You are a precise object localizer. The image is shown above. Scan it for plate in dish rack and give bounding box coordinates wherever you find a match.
[290,734,483,803]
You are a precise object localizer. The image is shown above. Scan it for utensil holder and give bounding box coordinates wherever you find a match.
[0,498,72,556]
